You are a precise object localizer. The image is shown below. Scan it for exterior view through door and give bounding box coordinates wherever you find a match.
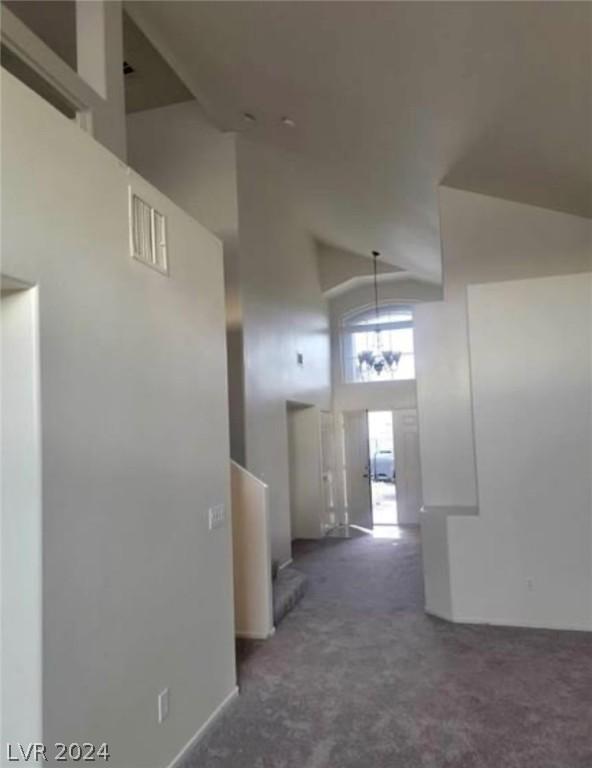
[368,411,397,525]
[343,408,422,533]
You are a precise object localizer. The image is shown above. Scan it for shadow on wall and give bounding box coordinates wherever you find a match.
[226,324,246,466]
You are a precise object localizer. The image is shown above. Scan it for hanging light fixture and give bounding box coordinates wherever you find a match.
[357,251,401,377]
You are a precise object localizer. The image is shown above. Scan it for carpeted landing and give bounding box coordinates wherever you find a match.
[183,528,592,768]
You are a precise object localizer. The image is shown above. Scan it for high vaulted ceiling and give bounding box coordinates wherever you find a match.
[127,1,591,282]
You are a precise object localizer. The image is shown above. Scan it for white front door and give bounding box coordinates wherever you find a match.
[343,410,372,529]
[393,409,423,525]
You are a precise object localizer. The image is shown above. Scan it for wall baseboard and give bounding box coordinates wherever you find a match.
[451,615,592,633]
[165,686,239,768]
[425,605,592,633]
[236,627,275,640]
[424,605,454,623]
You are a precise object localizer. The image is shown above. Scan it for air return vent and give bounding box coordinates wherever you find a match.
[129,189,168,275]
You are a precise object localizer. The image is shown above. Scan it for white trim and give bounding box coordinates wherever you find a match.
[230,462,274,638]
[165,687,239,768]
[425,605,592,633]
[323,271,441,299]
[342,301,414,326]
[452,616,592,633]
[230,459,268,489]
[1,6,105,120]
[278,558,293,571]
[424,605,454,623]
[343,319,413,334]
[75,0,107,99]
[128,187,169,276]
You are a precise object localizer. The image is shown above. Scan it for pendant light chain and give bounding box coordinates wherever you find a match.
[356,250,402,378]
[373,252,381,346]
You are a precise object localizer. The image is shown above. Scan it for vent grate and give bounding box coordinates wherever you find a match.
[129,190,168,275]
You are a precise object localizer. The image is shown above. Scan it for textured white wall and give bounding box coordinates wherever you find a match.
[1,73,236,768]
[1,0,127,160]
[128,111,332,564]
[415,187,592,508]
[416,187,592,629]
[237,137,331,564]
[127,101,246,464]
[231,462,274,639]
[451,274,591,629]
[127,102,238,241]
[287,406,324,540]
[76,0,127,158]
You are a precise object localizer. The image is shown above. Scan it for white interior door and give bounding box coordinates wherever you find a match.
[320,411,337,532]
[393,409,423,525]
[343,410,372,529]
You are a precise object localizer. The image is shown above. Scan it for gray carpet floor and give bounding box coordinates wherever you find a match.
[184,528,592,768]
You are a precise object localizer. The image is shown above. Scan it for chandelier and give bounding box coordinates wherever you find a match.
[357,251,401,376]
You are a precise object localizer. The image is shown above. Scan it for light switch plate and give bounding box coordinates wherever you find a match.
[208,504,225,530]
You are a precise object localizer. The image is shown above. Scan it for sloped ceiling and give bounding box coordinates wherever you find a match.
[126,1,592,283]
[123,12,192,113]
[317,243,403,297]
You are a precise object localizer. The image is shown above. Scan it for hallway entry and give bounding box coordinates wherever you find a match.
[343,408,422,530]
[188,528,591,768]
[287,404,338,542]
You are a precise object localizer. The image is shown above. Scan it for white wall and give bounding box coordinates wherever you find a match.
[419,508,454,618]
[231,462,274,639]
[1,285,43,750]
[127,100,246,464]
[237,137,331,564]
[76,0,127,158]
[416,186,592,630]
[1,72,236,768]
[287,406,324,540]
[1,0,127,160]
[128,109,332,564]
[415,187,592,508]
[330,278,441,413]
[450,273,591,629]
[392,409,423,526]
[127,101,238,241]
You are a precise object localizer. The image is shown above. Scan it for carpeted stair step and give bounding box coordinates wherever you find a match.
[272,567,307,626]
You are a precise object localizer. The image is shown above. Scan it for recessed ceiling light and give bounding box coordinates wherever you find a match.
[281,116,296,128]
[242,112,256,123]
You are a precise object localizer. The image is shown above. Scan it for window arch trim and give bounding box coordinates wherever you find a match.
[340,302,416,384]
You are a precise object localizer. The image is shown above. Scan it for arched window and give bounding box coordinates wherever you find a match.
[341,304,415,383]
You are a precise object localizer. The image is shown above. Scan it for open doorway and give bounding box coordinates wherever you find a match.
[1,278,43,746]
[341,407,422,537]
[286,403,325,542]
[368,411,397,525]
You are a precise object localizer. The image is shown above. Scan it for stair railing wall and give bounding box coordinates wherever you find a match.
[230,461,274,639]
